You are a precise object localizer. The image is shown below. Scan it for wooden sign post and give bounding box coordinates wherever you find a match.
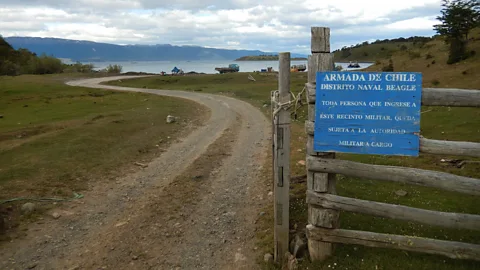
[273,52,291,263]
[306,27,338,261]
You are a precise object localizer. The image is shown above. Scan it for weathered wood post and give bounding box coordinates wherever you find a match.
[305,27,339,261]
[273,52,291,263]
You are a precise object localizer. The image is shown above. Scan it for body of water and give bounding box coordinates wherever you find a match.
[85,60,373,74]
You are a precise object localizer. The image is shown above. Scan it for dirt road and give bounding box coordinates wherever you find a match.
[0,76,271,270]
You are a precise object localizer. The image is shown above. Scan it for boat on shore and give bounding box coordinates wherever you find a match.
[291,64,306,72]
[347,61,361,68]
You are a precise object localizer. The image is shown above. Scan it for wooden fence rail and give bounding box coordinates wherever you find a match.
[305,26,480,263]
[307,191,480,231]
[307,225,480,261]
[306,157,480,196]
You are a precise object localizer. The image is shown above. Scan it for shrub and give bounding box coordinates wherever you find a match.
[30,55,63,74]
[106,64,122,74]
[382,59,394,72]
[431,79,440,86]
[400,45,408,51]
[425,53,433,59]
[431,60,436,65]
[0,60,20,76]
[71,62,94,73]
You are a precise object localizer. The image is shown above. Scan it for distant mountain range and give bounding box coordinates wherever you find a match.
[4,37,307,62]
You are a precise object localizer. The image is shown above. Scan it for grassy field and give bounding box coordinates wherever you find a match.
[335,28,480,66]
[0,74,207,236]
[109,69,480,270]
[334,41,420,62]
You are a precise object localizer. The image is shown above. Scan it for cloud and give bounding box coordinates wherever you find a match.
[0,0,444,54]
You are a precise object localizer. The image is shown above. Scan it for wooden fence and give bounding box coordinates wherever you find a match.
[305,26,480,262]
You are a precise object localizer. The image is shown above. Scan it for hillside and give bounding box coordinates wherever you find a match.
[0,36,64,75]
[334,36,434,62]
[364,28,480,89]
[235,55,307,61]
[4,37,306,62]
[0,36,15,60]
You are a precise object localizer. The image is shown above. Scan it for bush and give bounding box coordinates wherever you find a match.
[431,79,440,86]
[33,55,64,74]
[382,59,394,72]
[64,62,95,73]
[106,64,122,74]
[400,45,408,51]
[425,53,433,59]
[431,60,436,65]
[74,62,94,73]
[0,60,20,76]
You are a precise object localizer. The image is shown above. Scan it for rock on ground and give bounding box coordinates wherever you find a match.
[21,203,36,214]
[166,115,176,123]
[264,253,274,264]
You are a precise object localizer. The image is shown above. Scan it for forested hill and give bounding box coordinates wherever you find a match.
[0,36,63,75]
[4,37,306,62]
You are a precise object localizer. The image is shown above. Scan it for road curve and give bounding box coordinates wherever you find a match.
[0,76,271,270]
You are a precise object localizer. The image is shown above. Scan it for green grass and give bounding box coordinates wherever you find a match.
[106,72,309,109]
[236,55,307,61]
[110,72,480,270]
[334,42,420,62]
[0,74,206,202]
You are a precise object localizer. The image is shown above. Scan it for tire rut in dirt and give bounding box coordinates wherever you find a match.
[57,117,242,270]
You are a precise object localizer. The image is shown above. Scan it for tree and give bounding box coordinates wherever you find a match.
[434,0,480,64]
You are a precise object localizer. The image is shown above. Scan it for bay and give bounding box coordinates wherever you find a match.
[85,60,373,74]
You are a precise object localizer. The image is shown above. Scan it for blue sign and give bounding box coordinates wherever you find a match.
[314,71,422,156]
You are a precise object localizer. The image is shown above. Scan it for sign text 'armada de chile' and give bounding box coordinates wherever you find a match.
[314,72,422,156]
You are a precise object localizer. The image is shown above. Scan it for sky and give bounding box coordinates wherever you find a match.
[0,0,444,54]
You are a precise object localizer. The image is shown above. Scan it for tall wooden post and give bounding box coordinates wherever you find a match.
[306,27,339,261]
[273,52,291,263]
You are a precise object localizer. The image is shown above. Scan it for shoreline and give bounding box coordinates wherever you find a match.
[235,58,307,61]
